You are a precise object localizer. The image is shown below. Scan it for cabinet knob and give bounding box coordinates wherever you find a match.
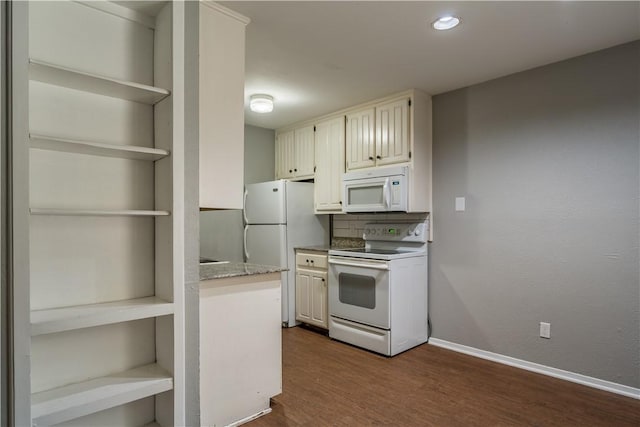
[310,259,314,263]
[376,155,382,160]
[306,259,309,263]
[368,156,374,160]
[289,169,293,173]
[322,278,325,282]
[294,168,297,172]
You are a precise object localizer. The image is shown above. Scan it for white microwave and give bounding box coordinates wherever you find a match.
[342,166,409,213]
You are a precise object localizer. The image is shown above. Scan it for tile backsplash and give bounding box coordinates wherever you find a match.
[332,213,429,238]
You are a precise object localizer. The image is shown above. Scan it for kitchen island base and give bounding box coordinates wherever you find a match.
[199,272,282,426]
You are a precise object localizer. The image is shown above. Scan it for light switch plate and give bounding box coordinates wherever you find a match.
[540,322,551,339]
[455,197,466,212]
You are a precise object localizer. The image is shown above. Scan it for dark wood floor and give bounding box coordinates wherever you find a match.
[248,326,639,426]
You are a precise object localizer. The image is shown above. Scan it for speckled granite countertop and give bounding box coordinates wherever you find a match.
[295,245,332,252]
[296,237,365,253]
[200,262,286,281]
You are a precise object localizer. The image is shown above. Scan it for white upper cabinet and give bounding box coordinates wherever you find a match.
[345,108,375,171]
[199,2,249,209]
[346,97,411,171]
[375,97,410,166]
[294,126,316,178]
[276,89,432,219]
[275,130,295,179]
[314,116,345,213]
[275,125,315,180]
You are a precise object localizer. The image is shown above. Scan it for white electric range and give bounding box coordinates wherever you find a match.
[328,222,429,356]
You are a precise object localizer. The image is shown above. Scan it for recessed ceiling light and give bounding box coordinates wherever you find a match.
[432,16,460,31]
[250,94,274,113]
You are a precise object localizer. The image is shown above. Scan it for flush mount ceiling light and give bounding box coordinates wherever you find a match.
[249,94,274,113]
[432,16,460,31]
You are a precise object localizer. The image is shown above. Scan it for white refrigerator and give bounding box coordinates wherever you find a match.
[244,180,329,327]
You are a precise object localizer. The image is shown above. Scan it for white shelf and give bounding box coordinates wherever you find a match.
[31,297,174,336]
[30,208,171,217]
[30,134,170,161]
[29,59,170,105]
[31,363,173,426]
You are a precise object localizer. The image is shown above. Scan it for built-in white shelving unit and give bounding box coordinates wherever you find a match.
[29,59,170,105]
[29,208,171,217]
[31,363,173,426]
[31,297,174,336]
[30,134,170,161]
[11,1,186,425]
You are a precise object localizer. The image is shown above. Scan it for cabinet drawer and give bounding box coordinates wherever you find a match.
[296,252,328,269]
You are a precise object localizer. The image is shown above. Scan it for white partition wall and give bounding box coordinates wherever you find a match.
[11,1,185,425]
[0,2,6,426]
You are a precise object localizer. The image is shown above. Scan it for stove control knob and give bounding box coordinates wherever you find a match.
[407,228,413,236]
[364,228,370,236]
[415,228,422,236]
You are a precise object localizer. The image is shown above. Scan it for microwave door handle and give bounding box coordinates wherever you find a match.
[383,178,390,209]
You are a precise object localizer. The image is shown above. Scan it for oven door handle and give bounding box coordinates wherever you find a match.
[328,259,389,270]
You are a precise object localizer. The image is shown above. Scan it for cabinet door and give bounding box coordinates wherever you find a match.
[295,270,312,323]
[199,3,247,208]
[311,271,328,328]
[375,98,410,166]
[345,108,375,171]
[294,125,315,179]
[275,130,295,179]
[314,116,345,212]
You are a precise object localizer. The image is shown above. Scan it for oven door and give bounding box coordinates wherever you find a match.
[328,256,390,329]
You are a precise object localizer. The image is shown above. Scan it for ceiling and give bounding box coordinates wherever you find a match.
[219,1,640,130]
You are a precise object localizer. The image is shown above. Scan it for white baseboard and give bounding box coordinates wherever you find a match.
[227,408,272,427]
[428,338,640,400]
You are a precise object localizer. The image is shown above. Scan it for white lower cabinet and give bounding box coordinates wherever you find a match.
[295,250,329,329]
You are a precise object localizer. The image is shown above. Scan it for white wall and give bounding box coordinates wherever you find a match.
[430,41,639,388]
[199,125,275,261]
[184,2,201,426]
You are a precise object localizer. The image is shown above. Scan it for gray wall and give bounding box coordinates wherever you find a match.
[244,124,276,185]
[199,124,275,261]
[430,41,639,387]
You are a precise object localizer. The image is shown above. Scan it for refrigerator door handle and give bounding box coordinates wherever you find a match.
[242,188,249,224]
[243,226,249,261]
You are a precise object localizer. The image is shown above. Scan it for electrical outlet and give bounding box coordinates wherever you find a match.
[540,322,551,339]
